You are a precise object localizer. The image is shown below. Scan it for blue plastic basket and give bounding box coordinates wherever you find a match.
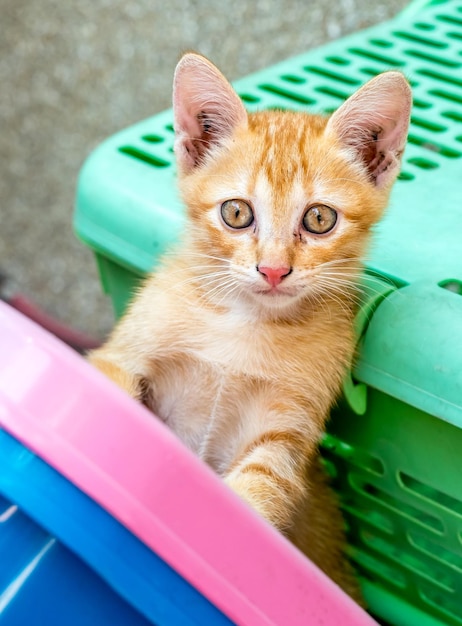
[0,430,231,626]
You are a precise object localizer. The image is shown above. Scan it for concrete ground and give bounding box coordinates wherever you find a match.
[0,0,409,340]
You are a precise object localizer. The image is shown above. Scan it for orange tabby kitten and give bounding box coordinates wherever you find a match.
[89,53,411,601]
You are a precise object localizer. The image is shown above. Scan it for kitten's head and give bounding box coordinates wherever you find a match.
[172,53,411,317]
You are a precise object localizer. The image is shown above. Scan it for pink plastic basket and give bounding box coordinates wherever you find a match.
[0,300,377,626]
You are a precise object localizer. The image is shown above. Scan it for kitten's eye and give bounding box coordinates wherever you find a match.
[221,199,254,229]
[302,205,337,234]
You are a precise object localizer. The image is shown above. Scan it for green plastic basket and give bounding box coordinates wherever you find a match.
[74,1,462,624]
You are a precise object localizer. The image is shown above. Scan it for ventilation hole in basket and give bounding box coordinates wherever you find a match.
[343,502,395,534]
[399,472,462,516]
[351,477,444,533]
[405,49,461,68]
[393,31,447,49]
[119,147,170,168]
[325,55,350,66]
[409,135,446,153]
[443,110,462,122]
[142,134,164,144]
[436,14,462,28]
[411,116,447,132]
[280,74,306,84]
[417,67,462,89]
[398,171,415,181]
[361,530,454,590]
[350,546,408,588]
[407,156,439,169]
[430,88,462,105]
[303,66,361,86]
[413,97,433,109]
[348,47,404,67]
[343,516,351,535]
[419,584,462,622]
[321,434,385,475]
[439,279,462,295]
[320,433,340,452]
[359,67,381,77]
[408,134,461,157]
[369,38,393,48]
[320,457,338,480]
[258,84,316,105]
[239,93,261,103]
[353,451,384,475]
[447,31,462,41]
[314,85,349,100]
[165,124,174,132]
[408,531,462,572]
[414,22,435,31]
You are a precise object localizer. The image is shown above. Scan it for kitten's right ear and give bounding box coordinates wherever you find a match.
[325,71,412,189]
[173,52,248,173]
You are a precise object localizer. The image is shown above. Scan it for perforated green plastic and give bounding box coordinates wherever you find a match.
[74,1,462,624]
[75,0,462,309]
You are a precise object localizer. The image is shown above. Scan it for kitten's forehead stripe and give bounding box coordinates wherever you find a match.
[247,113,320,233]
[260,116,308,188]
[248,113,327,213]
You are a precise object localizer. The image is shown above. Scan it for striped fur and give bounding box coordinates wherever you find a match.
[89,53,411,604]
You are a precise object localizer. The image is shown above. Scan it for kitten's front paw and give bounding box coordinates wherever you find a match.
[224,472,297,534]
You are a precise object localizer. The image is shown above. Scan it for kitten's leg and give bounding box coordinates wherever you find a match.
[223,403,362,603]
[290,456,364,604]
[88,353,144,401]
[223,399,318,533]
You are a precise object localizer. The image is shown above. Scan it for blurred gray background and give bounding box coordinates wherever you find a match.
[1,0,408,340]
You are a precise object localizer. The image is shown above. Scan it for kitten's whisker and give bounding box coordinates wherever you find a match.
[201,280,237,300]
[318,283,356,310]
[199,276,239,302]
[315,270,397,302]
[200,285,238,309]
[186,251,231,264]
[312,277,363,306]
[318,257,360,266]
[196,279,237,301]
[316,277,364,293]
[167,264,228,278]
[161,270,233,295]
[162,249,231,266]
[310,290,334,321]
[176,272,231,288]
[311,275,361,293]
[214,282,243,309]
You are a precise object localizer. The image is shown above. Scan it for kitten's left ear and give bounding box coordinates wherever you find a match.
[325,72,412,188]
[173,52,248,173]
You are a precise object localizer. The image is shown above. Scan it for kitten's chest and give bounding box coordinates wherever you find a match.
[151,320,277,460]
[187,311,308,377]
[150,354,240,464]
[150,307,353,469]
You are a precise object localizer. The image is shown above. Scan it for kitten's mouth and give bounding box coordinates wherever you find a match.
[254,285,299,298]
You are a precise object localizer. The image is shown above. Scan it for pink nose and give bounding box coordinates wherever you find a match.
[257,265,292,288]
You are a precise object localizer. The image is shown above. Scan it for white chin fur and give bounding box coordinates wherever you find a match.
[249,290,302,310]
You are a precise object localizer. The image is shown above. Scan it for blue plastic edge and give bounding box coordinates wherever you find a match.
[0,429,233,626]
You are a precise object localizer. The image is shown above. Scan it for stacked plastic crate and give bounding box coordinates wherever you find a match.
[1,1,462,625]
[74,1,462,623]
